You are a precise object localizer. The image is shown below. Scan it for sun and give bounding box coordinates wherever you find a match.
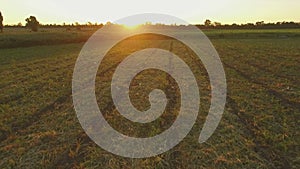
[122,24,140,30]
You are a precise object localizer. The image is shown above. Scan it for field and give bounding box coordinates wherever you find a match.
[0,27,299,168]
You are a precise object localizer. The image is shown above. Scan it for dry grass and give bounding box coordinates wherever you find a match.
[0,28,299,168]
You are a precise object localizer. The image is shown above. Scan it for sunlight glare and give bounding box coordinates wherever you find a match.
[122,24,141,30]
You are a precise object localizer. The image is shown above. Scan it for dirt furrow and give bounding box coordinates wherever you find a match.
[223,63,300,111]
[226,96,291,168]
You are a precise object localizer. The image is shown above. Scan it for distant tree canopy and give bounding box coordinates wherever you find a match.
[204,19,212,26]
[196,19,300,29]
[25,16,39,32]
[2,17,299,30]
[0,12,3,33]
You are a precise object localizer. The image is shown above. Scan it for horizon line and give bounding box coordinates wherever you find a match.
[3,20,300,26]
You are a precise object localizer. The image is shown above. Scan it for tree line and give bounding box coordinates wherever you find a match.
[196,19,300,29]
[3,16,300,32]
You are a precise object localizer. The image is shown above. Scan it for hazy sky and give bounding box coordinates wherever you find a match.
[1,0,299,25]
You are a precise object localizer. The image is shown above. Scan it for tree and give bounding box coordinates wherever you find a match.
[105,21,112,26]
[0,12,3,33]
[256,21,264,26]
[25,16,39,32]
[204,19,211,26]
[213,22,221,27]
[87,22,92,26]
[74,22,80,26]
[17,22,23,27]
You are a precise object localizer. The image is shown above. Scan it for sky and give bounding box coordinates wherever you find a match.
[1,0,299,25]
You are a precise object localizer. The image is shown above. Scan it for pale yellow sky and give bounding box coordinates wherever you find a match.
[1,0,299,25]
